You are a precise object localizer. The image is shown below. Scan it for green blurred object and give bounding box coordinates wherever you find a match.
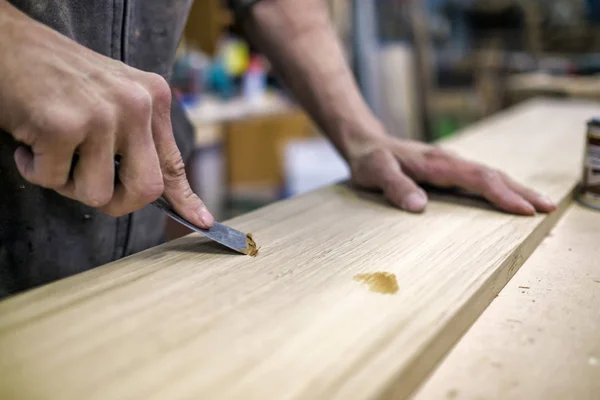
[433,115,461,140]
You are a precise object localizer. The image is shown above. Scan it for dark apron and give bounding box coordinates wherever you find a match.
[0,0,196,298]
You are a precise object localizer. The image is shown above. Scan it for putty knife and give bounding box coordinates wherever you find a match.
[151,196,253,255]
[68,154,255,255]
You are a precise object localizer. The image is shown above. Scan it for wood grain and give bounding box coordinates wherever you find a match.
[413,203,600,400]
[0,99,596,400]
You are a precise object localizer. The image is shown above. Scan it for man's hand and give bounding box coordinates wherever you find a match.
[348,135,556,215]
[239,0,555,216]
[0,2,213,228]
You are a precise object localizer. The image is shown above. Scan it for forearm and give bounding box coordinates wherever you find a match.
[240,0,385,160]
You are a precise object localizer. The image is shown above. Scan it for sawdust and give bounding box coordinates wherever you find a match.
[354,272,398,294]
[244,233,259,257]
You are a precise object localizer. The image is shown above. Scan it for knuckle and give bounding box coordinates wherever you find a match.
[102,207,126,218]
[22,159,70,189]
[181,183,197,201]
[162,151,187,182]
[418,148,453,183]
[142,180,164,202]
[43,111,88,144]
[497,170,510,182]
[367,148,390,162]
[475,168,500,189]
[90,102,117,133]
[132,177,164,203]
[423,147,449,161]
[127,85,153,117]
[12,127,37,145]
[42,174,68,189]
[79,189,113,208]
[146,73,172,106]
[353,148,391,175]
[418,158,441,179]
[30,175,51,189]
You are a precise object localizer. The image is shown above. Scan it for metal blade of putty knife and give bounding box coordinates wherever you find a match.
[151,197,256,255]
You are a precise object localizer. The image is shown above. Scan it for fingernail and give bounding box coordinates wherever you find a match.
[198,207,214,227]
[521,200,536,215]
[403,192,427,212]
[541,196,556,209]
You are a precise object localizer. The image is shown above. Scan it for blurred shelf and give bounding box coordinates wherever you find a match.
[184,92,297,126]
[507,72,600,103]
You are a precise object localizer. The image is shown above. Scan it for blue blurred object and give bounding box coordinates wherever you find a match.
[171,49,211,104]
[207,59,235,100]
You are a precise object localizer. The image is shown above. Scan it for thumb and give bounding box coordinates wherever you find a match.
[358,149,428,213]
[161,153,214,229]
[148,77,214,229]
[380,170,428,213]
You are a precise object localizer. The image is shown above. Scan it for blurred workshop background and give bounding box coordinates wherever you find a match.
[172,0,600,231]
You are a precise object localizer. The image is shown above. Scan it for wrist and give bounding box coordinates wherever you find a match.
[326,113,388,162]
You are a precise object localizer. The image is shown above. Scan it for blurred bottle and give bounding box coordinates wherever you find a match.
[242,56,267,105]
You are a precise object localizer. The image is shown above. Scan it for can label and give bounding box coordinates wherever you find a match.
[578,122,600,209]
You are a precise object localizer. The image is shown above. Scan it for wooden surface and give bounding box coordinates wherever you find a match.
[0,99,596,400]
[413,203,600,400]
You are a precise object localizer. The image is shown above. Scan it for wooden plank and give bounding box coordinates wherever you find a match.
[413,203,600,400]
[0,99,595,400]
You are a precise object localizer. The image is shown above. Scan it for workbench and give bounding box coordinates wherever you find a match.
[1,99,599,399]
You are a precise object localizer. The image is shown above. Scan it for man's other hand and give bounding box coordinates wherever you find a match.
[349,135,557,216]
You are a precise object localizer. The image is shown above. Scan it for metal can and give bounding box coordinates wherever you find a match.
[577,118,600,209]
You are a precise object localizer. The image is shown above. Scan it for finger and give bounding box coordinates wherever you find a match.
[501,173,556,213]
[147,74,214,228]
[469,169,536,215]
[363,149,428,212]
[55,142,115,208]
[383,173,428,213]
[100,141,163,217]
[14,144,75,189]
[420,151,536,215]
[99,99,163,217]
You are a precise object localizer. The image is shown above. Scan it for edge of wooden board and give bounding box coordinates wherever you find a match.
[390,189,576,399]
[411,202,600,399]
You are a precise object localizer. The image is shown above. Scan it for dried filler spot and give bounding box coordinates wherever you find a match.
[354,272,398,294]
